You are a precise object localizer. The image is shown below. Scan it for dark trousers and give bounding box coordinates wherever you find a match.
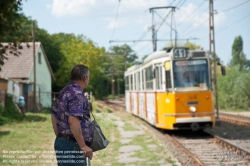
[54,137,86,166]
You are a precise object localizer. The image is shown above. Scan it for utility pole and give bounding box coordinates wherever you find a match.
[111,56,115,97]
[123,48,127,70]
[149,6,177,51]
[151,25,157,52]
[117,73,120,97]
[150,9,157,52]
[209,0,220,124]
[32,21,36,111]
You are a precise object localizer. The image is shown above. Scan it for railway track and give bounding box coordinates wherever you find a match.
[96,99,250,166]
[168,131,250,166]
[219,112,250,127]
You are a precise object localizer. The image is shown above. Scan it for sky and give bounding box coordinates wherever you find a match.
[21,0,250,65]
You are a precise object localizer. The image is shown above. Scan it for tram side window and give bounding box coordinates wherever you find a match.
[165,70,172,89]
[130,75,133,90]
[125,76,129,90]
[138,72,141,90]
[141,70,144,90]
[134,73,137,90]
[146,66,153,90]
[155,66,163,90]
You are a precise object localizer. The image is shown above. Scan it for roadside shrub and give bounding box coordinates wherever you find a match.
[0,94,23,125]
[218,66,250,110]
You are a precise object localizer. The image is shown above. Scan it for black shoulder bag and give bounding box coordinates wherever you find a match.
[89,112,109,152]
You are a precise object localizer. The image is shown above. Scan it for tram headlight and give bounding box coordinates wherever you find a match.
[190,106,196,113]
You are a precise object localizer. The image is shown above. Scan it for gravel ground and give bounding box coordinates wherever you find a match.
[205,121,250,153]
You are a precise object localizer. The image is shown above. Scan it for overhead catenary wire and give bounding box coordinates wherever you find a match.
[130,28,151,49]
[178,6,209,37]
[181,18,209,38]
[110,0,121,41]
[200,12,250,39]
[162,1,206,39]
[169,0,176,6]
[154,10,173,35]
[219,0,250,13]
[180,0,250,40]
[176,0,186,8]
[176,1,205,27]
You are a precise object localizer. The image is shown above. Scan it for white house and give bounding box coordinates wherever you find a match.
[0,42,55,109]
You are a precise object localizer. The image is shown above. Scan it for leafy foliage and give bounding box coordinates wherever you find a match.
[228,36,249,71]
[54,34,109,98]
[184,41,201,50]
[218,66,250,110]
[1,14,65,91]
[108,44,138,95]
[0,0,23,37]
[0,0,25,69]
[0,94,24,125]
[109,44,138,64]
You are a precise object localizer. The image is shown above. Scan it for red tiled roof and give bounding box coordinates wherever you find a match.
[0,42,40,79]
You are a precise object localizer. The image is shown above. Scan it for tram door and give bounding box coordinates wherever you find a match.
[155,64,163,125]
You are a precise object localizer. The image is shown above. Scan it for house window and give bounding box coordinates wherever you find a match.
[38,52,41,64]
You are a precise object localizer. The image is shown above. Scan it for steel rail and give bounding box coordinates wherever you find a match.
[165,134,205,166]
[219,112,250,127]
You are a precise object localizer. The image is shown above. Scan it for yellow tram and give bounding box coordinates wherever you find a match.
[124,47,215,130]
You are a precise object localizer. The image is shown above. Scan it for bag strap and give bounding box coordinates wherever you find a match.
[90,111,96,120]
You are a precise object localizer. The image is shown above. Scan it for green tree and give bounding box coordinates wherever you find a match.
[229,36,247,70]
[184,41,201,50]
[0,0,25,69]
[109,44,138,65]
[2,14,64,74]
[54,35,108,99]
[108,44,138,95]
[218,66,250,110]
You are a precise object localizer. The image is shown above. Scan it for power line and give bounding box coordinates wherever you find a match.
[161,1,206,39]
[201,12,250,39]
[178,7,209,37]
[110,38,197,43]
[181,18,208,38]
[130,28,151,49]
[110,0,121,41]
[176,0,186,8]
[169,0,176,6]
[176,1,205,27]
[220,0,250,13]
[216,12,250,33]
[154,10,173,34]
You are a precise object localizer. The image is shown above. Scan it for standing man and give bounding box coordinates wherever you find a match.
[51,64,93,166]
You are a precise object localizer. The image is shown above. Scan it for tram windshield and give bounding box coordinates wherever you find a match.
[173,59,210,91]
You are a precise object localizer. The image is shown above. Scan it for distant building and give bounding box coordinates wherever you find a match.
[0,42,55,109]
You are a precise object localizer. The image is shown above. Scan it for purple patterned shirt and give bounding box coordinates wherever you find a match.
[51,81,93,143]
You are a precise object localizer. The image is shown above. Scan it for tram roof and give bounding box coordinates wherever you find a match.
[126,64,141,72]
[143,50,169,63]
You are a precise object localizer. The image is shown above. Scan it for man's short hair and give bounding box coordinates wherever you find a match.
[70,64,89,80]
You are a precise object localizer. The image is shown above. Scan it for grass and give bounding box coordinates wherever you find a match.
[91,105,176,166]
[0,104,176,166]
[0,110,55,166]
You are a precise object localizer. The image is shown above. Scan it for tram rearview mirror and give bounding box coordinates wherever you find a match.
[221,66,226,76]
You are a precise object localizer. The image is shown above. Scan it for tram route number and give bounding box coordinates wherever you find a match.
[174,48,187,58]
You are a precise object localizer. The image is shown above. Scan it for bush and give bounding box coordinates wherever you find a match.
[218,66,250,110]
[0,94,23,125]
